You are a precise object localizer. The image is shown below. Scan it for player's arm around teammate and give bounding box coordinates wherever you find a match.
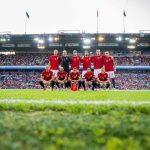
[70,50,82,72]
[92,49,104,78]
[81,50,92,78]
[48,49,60,78]
[103,51,116,89]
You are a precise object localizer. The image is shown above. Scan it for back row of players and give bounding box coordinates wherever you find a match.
[39,49,116,90]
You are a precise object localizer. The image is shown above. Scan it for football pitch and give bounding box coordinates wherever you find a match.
[0,90,150,150]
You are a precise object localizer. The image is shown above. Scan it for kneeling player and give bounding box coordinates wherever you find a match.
[68,67,82,90]
[97,67,111,89]
[39,66,55,90]
[56,67,68,89]
[83,68,95,90]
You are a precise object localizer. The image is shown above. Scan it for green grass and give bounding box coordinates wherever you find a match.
[0,110,150,150]
[0,90,150,101]
[0,90,150,150]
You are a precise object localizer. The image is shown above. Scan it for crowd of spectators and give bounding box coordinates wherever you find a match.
[115,55,150,66]
[0,52,149,90]
[0,71,41,89]
[0,53,149,66]
[115,70,150,90]
[0,53,49,66]
[0,70,149,90]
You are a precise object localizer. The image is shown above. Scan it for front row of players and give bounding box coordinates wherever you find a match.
[39,65,111,91]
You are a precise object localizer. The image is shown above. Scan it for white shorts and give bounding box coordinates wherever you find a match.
[94,69,102,78]
[51,70,58,78]
[106,71,115,78]
[82,70,87,78]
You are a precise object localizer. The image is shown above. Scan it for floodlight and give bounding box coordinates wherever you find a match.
[54,37,59,41]
[116,37,122,41]
[0,38,7,42]
[48,37,53,42]
[38,39,44,44]
[129,38,136,43]
[34,37,39,42]
[83,38,91,44]
[98,36,104,42]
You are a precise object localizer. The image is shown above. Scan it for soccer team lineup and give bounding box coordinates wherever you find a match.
[40,49,115,91]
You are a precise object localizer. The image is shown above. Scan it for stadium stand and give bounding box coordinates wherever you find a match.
[0,70,149,90]
[0,53,150,66]
[0,33,150,90]
[0,53,49,66]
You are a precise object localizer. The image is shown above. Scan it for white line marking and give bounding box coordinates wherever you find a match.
[0,89,149,91]
[0,99,150,105]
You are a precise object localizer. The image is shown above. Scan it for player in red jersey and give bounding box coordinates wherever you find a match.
[83,68,95,90]
[49,49,60,77]
[56,67,68,89]
[92,49,104,77]
[68,67,82,89]
[81,50,92,77]
[70,50,82,71]
[97,67,110,89]
[103,51,116,88]
[39,65,55,90]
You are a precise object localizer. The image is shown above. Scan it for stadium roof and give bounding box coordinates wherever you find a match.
[0,33,150,52]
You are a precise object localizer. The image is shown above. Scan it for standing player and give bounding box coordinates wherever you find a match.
[48,49,60,78]
[68,67,82,89]
[55,67,68,89]
[81,50,92,77]
[83,68,95,90]
[60,50,71,74]
[97,67,111,89]
[70,50,82,71]
[92,49,104,77]
[103,51,116,88]
[39,65,55,90]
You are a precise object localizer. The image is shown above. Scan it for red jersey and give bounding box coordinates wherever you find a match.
[84,72,94,81]
[98,73,108,81]
[103,56,115,72]
[71,56,81,70]
[42,70,53,81]
[57,71,67,81]
[49,55,60,70]
[82,56,92,70]
[69,72,80,80]
[92,55,104,69]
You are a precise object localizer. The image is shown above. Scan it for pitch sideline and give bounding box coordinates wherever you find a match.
[0,99,150,105]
